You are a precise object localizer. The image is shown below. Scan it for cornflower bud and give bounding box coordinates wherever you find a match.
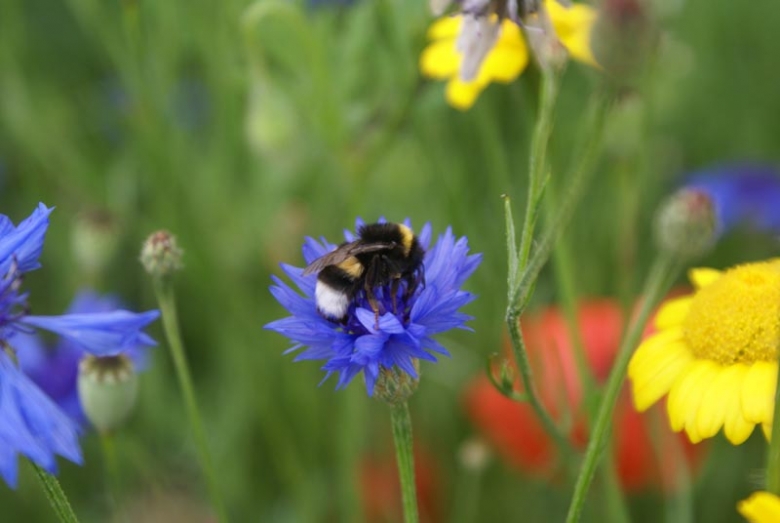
[654,189,717,258]
[71,209,119,277]
[78,354,139,434]
[374,362,421,405]
[140,230,183,277]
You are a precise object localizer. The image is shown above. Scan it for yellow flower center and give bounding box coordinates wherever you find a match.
[683,260,780,364]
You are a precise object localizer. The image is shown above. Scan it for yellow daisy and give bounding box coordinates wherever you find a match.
[419,0,598,110]
[628,259,780,445]
[738,491,780,523]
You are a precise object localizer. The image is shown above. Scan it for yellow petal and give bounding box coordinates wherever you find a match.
[628,327,684,378]
[667,359,717,433]
[688,267,722,289]
[631,341,693,411]
[738,491,780,523]
[427,15,461,39]
[478,42,529,83]
[695,363,747,439]
[420,39,461,79]
[545,0,597,66]
[741,361,777,424]
[445,78,487,111]
[654,296,693,330]
[724,410,754,445]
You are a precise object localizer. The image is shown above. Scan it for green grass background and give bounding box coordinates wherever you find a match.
[1,0,779,521]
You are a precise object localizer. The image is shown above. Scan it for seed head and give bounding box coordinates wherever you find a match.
[140,230,183,277]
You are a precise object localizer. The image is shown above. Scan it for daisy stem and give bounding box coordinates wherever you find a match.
[153,277,229,523]
[765,354,780,494]
[390,401,419,523]
[565,253,679,523]
[30,462,80,523]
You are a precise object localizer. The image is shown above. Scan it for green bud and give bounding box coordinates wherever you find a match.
[654,189,717,258]
[374,362,420,405]
[78,354,139,434]
[140,230,183,277]
[71,210,119,276]
[499,357,516,392]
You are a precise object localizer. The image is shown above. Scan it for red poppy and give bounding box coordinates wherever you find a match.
[464,299,703,491]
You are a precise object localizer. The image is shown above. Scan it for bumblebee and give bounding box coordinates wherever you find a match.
[303,222,425,322]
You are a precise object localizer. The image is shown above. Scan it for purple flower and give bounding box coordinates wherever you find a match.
[683,164,780,236]
[16,291,154,429]
[0,203,159,488]
[265,220,481,395]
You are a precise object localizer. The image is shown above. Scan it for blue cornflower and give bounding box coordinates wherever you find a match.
[683,164,780,236]
[265,220,481,395]
[0,203,159,488]
[16,291,154,430]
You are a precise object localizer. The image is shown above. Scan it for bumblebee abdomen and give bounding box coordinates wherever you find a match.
[315,263,361,320]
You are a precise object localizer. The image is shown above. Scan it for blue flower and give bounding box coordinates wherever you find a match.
[0,351,82,488]
[16,291,154,429]
[265,220,481,395]
[683,164,780,236]
[0,203,159,488]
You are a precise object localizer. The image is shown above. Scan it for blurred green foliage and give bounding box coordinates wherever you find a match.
[0,0,778,521]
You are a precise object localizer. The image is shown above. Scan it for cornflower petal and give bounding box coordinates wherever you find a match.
[0,352,82,488]
[0,203,53,275]
[21,310,160,357]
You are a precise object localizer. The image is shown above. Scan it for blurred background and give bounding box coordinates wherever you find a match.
[1,0,779,521]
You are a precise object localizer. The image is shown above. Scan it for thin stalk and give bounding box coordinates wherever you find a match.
[765,351,780,494]
[565,254,680,523]
[99,432,120,504]
[510,92,611,311]
[506,308,577,459]
[153,278,229,523]
[518,69,559,271]
[390,402,419,523]
[30,462,80,523]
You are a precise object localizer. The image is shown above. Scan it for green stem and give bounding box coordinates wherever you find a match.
[510,92,611,311]
[30,462,80,523]
[153,277,229,523]
[766,349,780,493]
[518,69,559,271]
[99,432,120,503]
[565,254,680,523]
[390,402,419,523]
[506,308,577,460]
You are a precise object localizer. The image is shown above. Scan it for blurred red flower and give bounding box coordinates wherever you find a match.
[464,299,703,491]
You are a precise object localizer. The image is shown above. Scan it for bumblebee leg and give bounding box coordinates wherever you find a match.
[390,278,400,315]
[364,258,382,328]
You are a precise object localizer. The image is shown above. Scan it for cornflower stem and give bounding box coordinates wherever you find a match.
[153,277,229,523]
[30,462,80,523]
[765,351,780,494]
[99,432,120,503]
[390,401,419,523]
[565,253,680,523]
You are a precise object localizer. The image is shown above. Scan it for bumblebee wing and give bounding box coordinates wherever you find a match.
[302,241,395,275]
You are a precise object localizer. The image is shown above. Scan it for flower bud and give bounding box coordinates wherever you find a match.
[71,210,119,277]
[78,354,139,434]
[654,189,717,258]
[140,230,183,277]
[590,0,656,85]
[374,362,420,405]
